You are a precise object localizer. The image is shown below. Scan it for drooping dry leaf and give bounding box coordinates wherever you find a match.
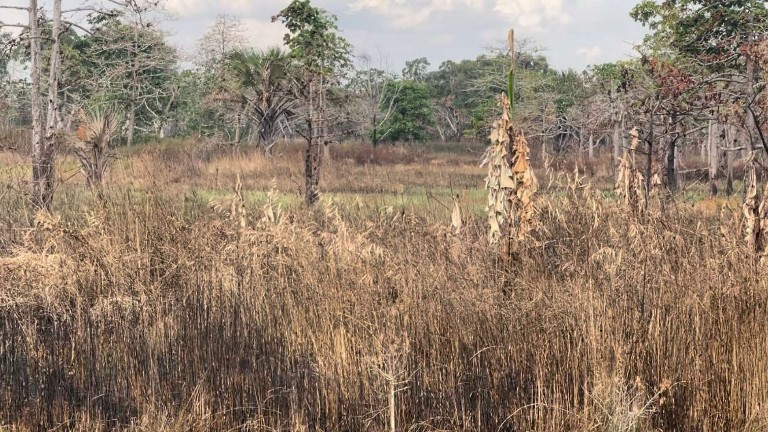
[451,195,463,234]
[615,127,648,215]
[482,92,538,249]
[743,162,759,250]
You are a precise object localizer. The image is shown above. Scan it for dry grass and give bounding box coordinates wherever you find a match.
[1,140,767,431]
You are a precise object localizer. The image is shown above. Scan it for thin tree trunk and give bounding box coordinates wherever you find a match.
[612,99,622,176]
[126,107,136,147]
[725,125,735,195]
[320,75,331,162]
[745,56,757,155]
[372,112,378,146]
[41,0,62,209]
[30,0,50,210]
[588,132,594,161]
[264,141,275,157]
[234,104,244,145]
[305,76,322,206]
[645,112,654,208]
[666,112,678,192]
[126,27,139,146]
[708,120,718,196]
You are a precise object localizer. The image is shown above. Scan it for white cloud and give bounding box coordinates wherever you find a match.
[163,0,207,17]
[577,45,602,63]
[349,0,486,28]
[429,33,457,45]
[493,0,571,32]
[164,0,284,18]
[243,19,287,50]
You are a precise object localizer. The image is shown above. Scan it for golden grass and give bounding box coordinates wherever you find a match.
[0,140,766,431]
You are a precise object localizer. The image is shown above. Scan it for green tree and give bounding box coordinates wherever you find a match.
[379,80,433,143]
[402,57,430,82]
[225,48,295,155]
[272,0,352,205]
[166,69,217,138]
[631,0,768,63]
[85,14,178,145]
[630,0,768,194]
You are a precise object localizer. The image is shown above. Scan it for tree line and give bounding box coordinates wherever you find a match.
[1,0,768,207]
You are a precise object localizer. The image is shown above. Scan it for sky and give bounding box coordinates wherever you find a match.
[0,0,651,73]
[162,0,650,72]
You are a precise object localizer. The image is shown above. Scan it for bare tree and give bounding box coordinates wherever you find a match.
[196,15,248,144]
[0,0,50,209]
[196,14,246,71]
[347,52,400,145]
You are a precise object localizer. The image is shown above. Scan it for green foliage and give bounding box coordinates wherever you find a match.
[552,70,586,114]
[272,0,352,78]
[379,80,433,143]
[0,32,11,81]
[82,15,178,142]
[402,57,430,82]
[168,70,218,137]
[631,0,768,64]
[224,48,295,147]
[587,61,637,94]
[425,51,556,139]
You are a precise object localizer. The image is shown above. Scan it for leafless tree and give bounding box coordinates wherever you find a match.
[0,0,49,208]
[196,15,248,144]
[196,14,246,71]
[347,51,400,145]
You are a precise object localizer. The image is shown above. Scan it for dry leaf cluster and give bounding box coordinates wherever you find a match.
[481,93,538,248]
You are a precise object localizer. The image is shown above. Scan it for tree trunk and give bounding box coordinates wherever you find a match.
[320,75,331,163]
[305,77,322,206]
[126,107,136,147]
[612,109,622,176]
[645,112,654,208]
[372,112,378,146]
[30,0,51,210]
[41,0,62,208]
[666,112,678,192]
[264,141,275,157]
[708,120,718,196]
[588,132,594,161]
[725,125,735,195]
[745,56,757,155]
[234,105,243,145]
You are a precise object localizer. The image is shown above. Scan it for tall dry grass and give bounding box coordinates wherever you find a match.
[0,141,767,431]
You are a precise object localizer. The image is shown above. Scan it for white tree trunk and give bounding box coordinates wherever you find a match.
[30,0,52,209]
[44,0,62,150]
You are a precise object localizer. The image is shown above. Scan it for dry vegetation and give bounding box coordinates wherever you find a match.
[1,140,767,431]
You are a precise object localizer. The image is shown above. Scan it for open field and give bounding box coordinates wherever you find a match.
[0,140,765,431]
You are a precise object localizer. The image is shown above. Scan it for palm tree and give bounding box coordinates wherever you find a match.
[226,48,295,156]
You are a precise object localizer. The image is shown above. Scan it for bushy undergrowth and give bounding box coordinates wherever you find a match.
[1,160,766,431]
